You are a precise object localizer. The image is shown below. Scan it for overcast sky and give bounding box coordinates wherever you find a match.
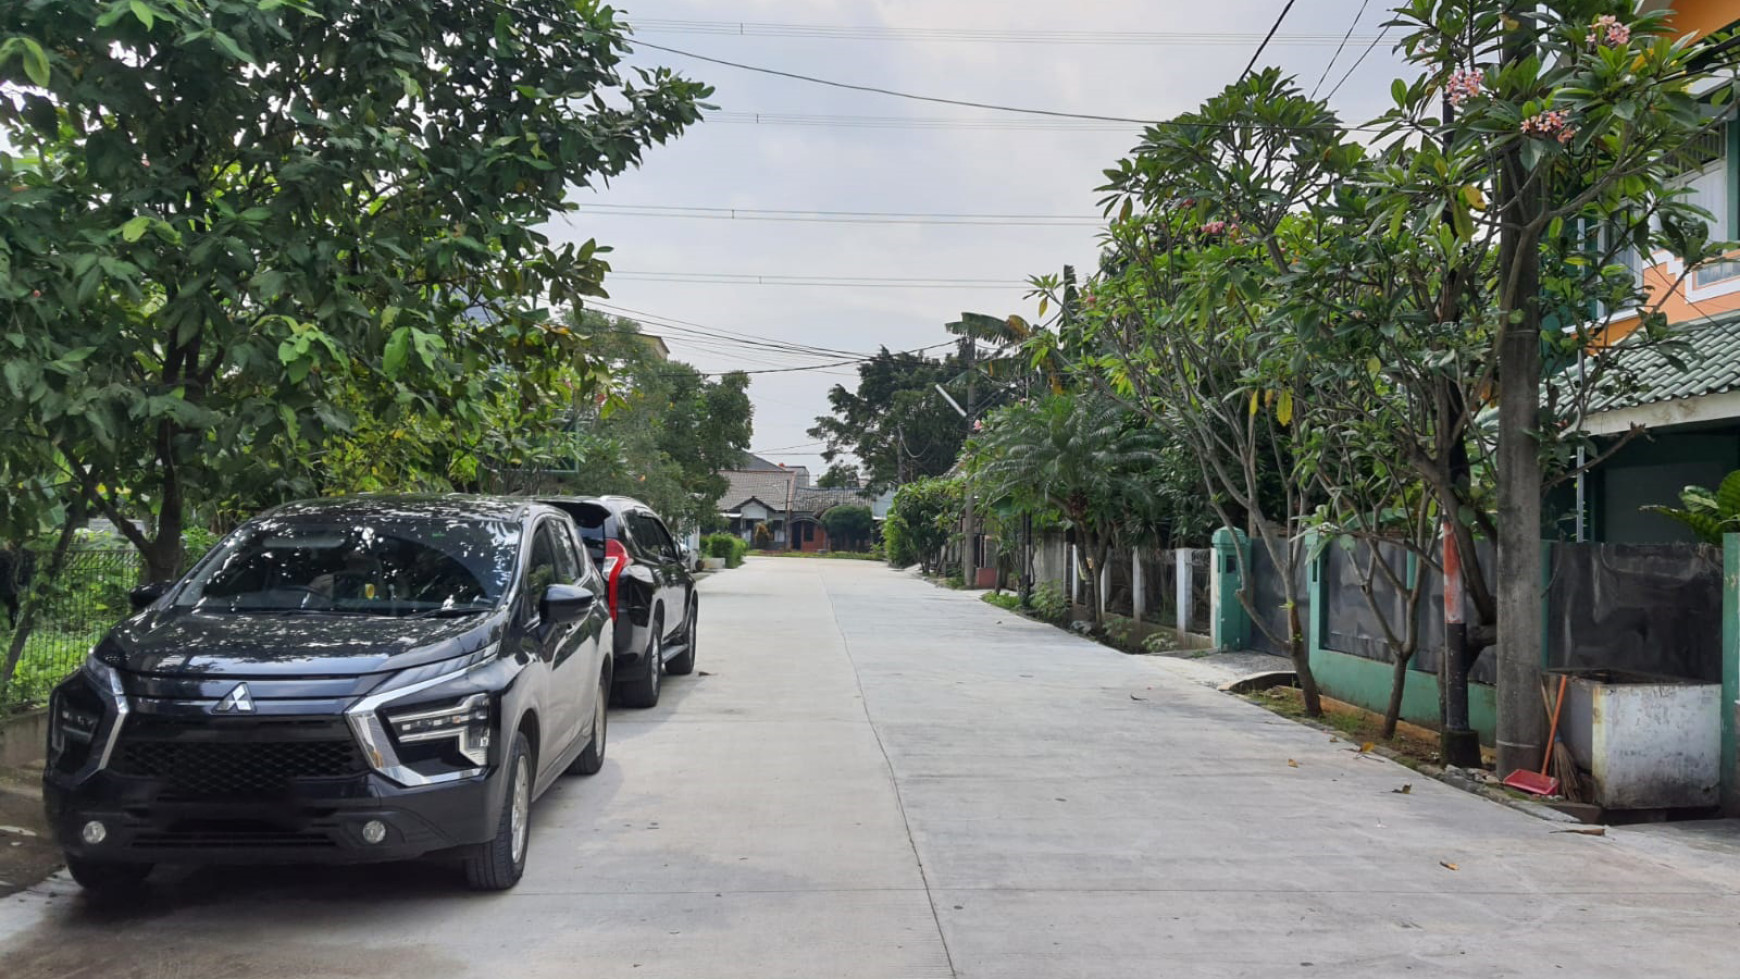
[552,1,1415,476]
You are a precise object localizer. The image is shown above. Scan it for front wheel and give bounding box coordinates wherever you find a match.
[463,732,532,891]
[666,601,697,676]
[65,855,152,894]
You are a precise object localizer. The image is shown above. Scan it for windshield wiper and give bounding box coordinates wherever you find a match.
[408,604,496,619]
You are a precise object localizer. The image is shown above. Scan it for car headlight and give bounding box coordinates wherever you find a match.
[49,654,124,770]
[385,693,492,766]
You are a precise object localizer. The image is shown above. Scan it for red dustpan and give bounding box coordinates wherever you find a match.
[1502,674,1567,797]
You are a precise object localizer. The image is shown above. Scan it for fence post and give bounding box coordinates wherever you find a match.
[1132,547,1146,624]
[1723,534,1739,813]
[1306,531,1325,664]
[1099,560,1109,617]
[1211,527,1251,650]
[1176,549,1192,635]
[1069,545,1080,606]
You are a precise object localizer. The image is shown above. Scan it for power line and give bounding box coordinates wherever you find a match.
[635,18,1384,47]
[625,37,1163,125]
[577,202,1102,227]
[1325,25,1392,103]
[711,111,1133,132]
[1240,0,1299,81]
[626,37,1389,134]
[611,271,1027,290]
[585,299,868,358]
[1312,0,1370,99]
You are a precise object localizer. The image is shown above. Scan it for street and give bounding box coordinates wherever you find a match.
[4,556,1740,977]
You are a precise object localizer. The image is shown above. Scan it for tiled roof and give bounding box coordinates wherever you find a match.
[1586,312,1740,415]
[719,469,795,512]
[791,487,874,516]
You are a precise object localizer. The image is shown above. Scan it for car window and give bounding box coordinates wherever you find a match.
[629,513,677,563]
[176,516,521,616]
[524,523,561,614]
[547,501,611,564]
[550,520,581,583]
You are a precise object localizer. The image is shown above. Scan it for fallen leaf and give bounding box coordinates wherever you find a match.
[1393,784,1413,795]
[698,671,714,676]
[1287,759,1299,768]
[1552,827,1607,836]
[1440,861,1458,871]
[1130,693,1146,701]
[1359,742,1375,754]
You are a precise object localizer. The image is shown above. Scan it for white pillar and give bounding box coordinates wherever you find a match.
[1069,545,1080,606]
[1176,549,1192,635]
[1098,560,1109,617]
[1132,547,1146,624]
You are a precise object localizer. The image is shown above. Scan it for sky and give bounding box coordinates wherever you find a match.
[548,1,1416,476]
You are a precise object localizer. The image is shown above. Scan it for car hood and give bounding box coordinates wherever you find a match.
[103,607,506,678]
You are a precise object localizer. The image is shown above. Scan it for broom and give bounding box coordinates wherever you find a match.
[1548,680,1588,803]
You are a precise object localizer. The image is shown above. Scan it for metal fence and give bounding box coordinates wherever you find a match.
[2,547,142,710]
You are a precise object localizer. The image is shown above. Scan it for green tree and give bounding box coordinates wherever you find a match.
[810,349,966,491]
[0,0,710,580]
[883,476,962,573]
[816,462,861,489]
[820,505,873,551]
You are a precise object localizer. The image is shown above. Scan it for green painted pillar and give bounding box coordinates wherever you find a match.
[1722,534,1739,813]
[1211,527,1250,650]
[1306,532,1326,664]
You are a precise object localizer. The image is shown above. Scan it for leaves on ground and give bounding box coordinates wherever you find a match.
[1286,759,1299,768]
[1440,861,1459,871]
[1392,783,1413,795]
[1552,827,1606,836]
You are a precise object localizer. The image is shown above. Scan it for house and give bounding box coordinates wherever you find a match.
[1561,0,1740,542]
[713,453,892,551]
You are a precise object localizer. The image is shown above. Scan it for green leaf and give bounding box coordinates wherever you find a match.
[17,37,49,88]
[383,326,411,377]
[1392,78,1407,107]
[208,30,255,64]
[1717,470,1740,519]
[129,0,155,30]
[120,215,151,242]
[1275,388,1293,426]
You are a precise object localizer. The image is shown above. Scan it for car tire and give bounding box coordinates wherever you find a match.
[64,855,152,893]
[617,616,663,709]
[666,601,697,676]
[566,667,609,776]
[463,732,532,891]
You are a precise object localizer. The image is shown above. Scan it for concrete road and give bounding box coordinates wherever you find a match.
[3,557,1739,977]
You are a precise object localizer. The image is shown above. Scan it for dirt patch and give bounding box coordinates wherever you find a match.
[0,767,56,898]
[1244,686,1496,772]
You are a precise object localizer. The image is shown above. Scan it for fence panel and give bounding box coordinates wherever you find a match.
[1545,542,1722,681]
[1246,541,1308,656]
[3,547,142,709]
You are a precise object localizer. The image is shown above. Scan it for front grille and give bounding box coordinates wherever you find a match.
[110,717,366,797]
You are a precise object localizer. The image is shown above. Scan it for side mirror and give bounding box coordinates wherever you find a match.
[130,581,171,611]
[540,583,595,624]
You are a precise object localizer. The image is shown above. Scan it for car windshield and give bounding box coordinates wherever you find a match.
[174,516,522,616]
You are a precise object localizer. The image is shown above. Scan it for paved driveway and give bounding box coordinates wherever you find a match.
[3,557,1739,977]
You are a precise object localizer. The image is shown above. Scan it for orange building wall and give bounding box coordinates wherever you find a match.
[1665,0,1740,37]
[1604,261,1740,345]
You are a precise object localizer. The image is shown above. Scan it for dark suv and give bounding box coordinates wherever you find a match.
[540,496,696,708]
[43,497,613,892]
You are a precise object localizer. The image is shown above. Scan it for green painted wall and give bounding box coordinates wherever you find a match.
[1308,646,1498,745]
[1723,534,1738,812]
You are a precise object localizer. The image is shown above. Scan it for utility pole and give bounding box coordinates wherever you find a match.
[1493,6,1548,777]
[960,335,977,586]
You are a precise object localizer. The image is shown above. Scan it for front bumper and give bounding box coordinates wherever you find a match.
[45,766,504,865]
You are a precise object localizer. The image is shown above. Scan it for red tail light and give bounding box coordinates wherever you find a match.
[603,538,631,619]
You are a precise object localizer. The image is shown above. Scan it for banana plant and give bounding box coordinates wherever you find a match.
[1645,471,1740,544]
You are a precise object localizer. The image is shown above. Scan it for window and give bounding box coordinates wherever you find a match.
[1669,126,1738,287]
[549,521,580,583]
[628,513,678,563]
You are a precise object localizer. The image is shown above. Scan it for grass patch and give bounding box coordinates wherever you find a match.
[751,550,883,561]
[2,625,105,712]
[981,592,1022,611]
[1244,685,1449,771]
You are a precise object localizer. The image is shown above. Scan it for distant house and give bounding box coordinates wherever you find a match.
[714,454,893,550]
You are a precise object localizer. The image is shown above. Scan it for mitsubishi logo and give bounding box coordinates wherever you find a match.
[214,683,255,714]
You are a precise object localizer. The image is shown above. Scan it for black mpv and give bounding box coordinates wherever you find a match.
[43,496,614,892]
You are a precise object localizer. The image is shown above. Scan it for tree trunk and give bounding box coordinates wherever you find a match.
[1493,13,1548,778]
[142,515,184,584]
[1383,653,1410,740]
[1286,600,1321,716]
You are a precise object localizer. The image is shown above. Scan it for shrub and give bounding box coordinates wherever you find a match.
[982,592,1021,611]
[1031,580,1068,623]
[702,533,738,560]
[1103,615,1139,652]
[727,537,749,568]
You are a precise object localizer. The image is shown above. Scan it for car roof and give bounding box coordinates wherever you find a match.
[264,494,545,524]
[538,494,653,516]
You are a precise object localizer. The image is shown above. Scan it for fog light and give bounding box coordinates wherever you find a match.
[81,820,107,845]
[361,820,387,845]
